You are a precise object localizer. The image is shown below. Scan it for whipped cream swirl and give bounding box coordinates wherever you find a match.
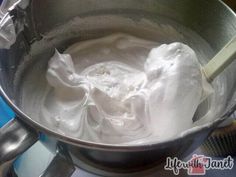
[40,34,212,144]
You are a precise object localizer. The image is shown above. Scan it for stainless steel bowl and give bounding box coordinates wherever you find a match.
[0,0,236,176]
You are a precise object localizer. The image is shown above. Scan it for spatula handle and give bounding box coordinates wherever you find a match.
[203,36,236,82]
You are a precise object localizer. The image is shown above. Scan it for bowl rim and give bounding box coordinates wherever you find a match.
[0,0,236,152]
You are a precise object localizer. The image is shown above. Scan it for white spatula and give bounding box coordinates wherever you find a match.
[203,36,236,82]
[193,36,236,122]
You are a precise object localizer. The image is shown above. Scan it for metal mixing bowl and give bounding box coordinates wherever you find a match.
[0,0,236,176]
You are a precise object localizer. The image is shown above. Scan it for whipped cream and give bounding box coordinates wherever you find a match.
[39,33,212,144]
